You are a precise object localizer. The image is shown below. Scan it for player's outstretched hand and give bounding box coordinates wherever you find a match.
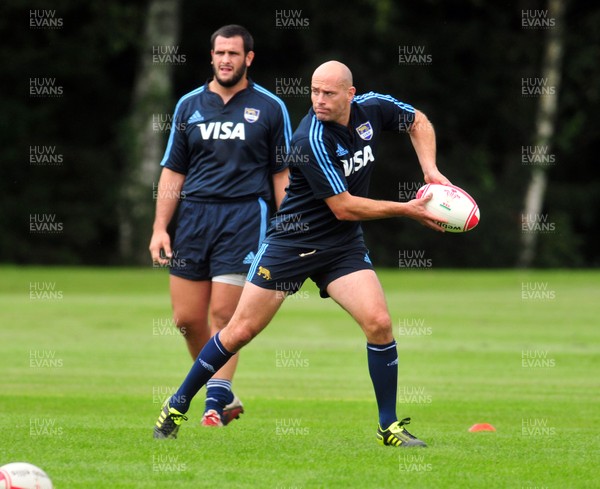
[405,193,446,232]
[149,230,172,265]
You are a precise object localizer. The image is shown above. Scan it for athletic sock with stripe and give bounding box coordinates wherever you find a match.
[205,379,235,414]
[169,332,233,414]
[366,340,399,429]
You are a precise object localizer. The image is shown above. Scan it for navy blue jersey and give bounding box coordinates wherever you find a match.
[160,80,292,201]
[265,92,415,248]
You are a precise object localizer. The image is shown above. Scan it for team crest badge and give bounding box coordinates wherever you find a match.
[356,122,373,141]
[257,266,271,280]
[244,108,260,123]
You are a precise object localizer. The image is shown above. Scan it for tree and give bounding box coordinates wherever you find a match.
[518,0,566,267]
[118,0,181,264]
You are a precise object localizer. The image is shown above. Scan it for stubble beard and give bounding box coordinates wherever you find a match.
[213,63,247,88]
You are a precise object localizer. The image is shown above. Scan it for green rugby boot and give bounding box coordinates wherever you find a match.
[377,417,427,447]
[154,399,188,439]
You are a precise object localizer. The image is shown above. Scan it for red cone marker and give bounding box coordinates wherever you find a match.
[469,423,496,432]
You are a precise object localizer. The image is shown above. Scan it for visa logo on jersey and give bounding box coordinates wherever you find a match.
[197,122,246,140]
[340,145,374,176]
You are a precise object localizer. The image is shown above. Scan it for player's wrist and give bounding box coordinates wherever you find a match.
[152,223,169,233]
[393,201,412,218]
[422,166,439,180]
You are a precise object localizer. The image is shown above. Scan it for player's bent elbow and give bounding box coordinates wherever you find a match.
[326,194,361,221]
[330,206,358,221]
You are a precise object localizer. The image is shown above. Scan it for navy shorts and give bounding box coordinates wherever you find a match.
[169,198,269,281]
[247,241,374,298]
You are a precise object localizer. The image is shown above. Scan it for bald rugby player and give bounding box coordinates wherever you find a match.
[154,60,451,447]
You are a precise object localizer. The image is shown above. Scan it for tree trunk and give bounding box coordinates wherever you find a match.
[118,0,181,264]
[518,0,566,268]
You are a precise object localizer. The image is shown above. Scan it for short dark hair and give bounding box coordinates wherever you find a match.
[210,25,254,53]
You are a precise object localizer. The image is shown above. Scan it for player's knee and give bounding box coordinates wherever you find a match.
[172,310,206,335]
[372,310,392,330]
[224,322,256,351]
[233,327,255,349]
[210,305,234,331]
[363,311,392,338]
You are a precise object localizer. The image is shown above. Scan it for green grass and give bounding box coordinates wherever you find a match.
[1,267,598,488]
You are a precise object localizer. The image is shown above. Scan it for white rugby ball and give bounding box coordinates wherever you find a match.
[0,462,53,489]
[416,183,480,233]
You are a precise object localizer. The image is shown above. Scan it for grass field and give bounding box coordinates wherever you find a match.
[1,266,598,488]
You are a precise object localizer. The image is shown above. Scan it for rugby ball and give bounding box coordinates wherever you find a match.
[0,462,53,489]
[416,184,480,233]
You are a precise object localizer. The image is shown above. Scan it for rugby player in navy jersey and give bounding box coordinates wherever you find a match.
[154,60,449,447]
[149,25,292,428]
